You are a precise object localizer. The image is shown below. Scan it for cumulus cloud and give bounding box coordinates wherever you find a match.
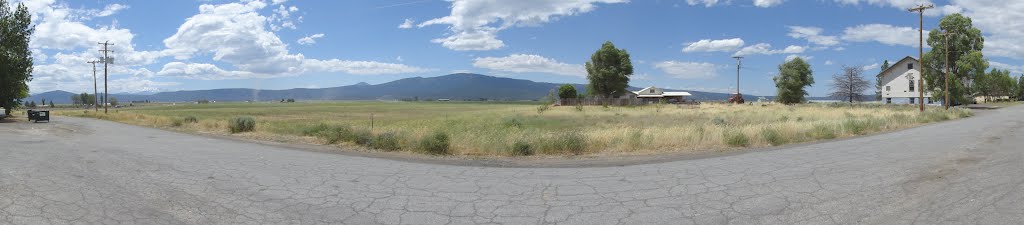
[840,24,918,47]
[398,18,414,29]
[418,0,627,51]
[785,54,813,62]
[297,33,325,45]
[754,0,785,7]
[955,0,1024,59]
[685,0,722,7]
[862,63,881,71]
[787,26,840,46]
[653,61,721,79]
[733,43,805,56]
[990,61,1024,74]
[472,54,585,77]
[683,38,745,53]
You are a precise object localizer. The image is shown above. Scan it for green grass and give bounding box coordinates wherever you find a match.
[55,101,973,157]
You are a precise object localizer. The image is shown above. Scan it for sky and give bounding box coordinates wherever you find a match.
[18,0,1024,97]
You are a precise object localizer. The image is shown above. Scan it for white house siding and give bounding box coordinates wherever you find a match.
[879,57,935,104]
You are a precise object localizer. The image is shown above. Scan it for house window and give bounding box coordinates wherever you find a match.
[910,97,916,104]
[886,86,890,91]
[649,89,655,93]
[928,98,933,104]
[909,80,915,92]
[908,63,914,70]
[886,98,892,104]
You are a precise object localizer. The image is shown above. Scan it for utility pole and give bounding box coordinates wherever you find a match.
[98,41,114,114]
[732,56,744,103]
[87,60,100,112]
[941,31,957,110]
[909,4,933,112]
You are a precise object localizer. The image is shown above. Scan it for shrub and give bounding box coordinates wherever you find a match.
[183,116,199,124]
[760,128,784,146]
[371,132,402,151]
[301,123,332,136]
[808,124,836,139]
[418,131,450,155]
[843,119,868,135]
[711,117,727,126]
[348,129,373,146]
[171,119,183,127]
[503,117,523,128]
[229,117,256,133]
[724,130,749,147]
[511,141,533,156]
[539,131,587,155]
[536,104,550,114]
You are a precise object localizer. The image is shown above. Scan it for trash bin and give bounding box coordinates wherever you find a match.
[33,111,49,123]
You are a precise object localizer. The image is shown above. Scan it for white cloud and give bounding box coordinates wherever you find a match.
[841,24,918,47]
[754,0,785,7]
[685,0,722,7]
[302,59,431,75]
[787,26,839,46]
[954,0,1024,59]
[297,33,325,45]
[472,54,585,77]
[990,61,1024,74]
[733,43,805,56]
[825,60,835,65]
[833,0,961,16]
[862,63,881,71]
[653,61,721,79]
[271,0,289,5]
[683,38,745,53]
[269,4,300,31]
[785,55,813,62]
[398,18,414,29]
[418,0,627,51]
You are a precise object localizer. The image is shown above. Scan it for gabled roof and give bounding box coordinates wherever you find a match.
[876,56,918,78]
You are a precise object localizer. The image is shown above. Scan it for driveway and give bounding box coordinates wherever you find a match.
[1,106,1022,224]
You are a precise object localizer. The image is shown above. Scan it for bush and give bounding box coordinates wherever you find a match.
[536,104,550,114]
[511,141,533,156]
[724,130,749,147]
[503,117,523,128]
[171,119,183,127]
[418,131,450,155]
[711,117,727,126]
[808,124,836,139]
[843,119,868,135]
[183,116,199,124]
[371,132,402,151]
[229,117,256,133]
[539,131,587,155]
[760,128,784,146]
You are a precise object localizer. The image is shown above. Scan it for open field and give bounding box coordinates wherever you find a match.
[54,101,972,157]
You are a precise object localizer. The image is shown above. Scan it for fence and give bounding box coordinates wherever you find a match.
[558,98,697,106]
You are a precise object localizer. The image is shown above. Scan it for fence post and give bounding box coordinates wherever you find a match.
[370,113,374,132]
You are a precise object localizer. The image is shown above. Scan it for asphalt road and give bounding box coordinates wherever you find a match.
[1,106,1023,225]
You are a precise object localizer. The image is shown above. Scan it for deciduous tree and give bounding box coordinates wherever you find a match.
[0,0,34,115]
[585,41,633,98]
[773,57,814,104]
[922,13,987,105]
[830,66,871,103]
[557,84,578,99]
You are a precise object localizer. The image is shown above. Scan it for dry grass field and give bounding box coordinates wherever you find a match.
[55,101,972,157]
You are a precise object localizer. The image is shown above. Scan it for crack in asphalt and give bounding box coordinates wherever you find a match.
[1,106,1023,224]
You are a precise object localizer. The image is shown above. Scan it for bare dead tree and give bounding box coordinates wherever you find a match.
[829,66,871,103]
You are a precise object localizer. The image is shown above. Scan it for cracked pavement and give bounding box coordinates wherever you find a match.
[1,105,1023,225]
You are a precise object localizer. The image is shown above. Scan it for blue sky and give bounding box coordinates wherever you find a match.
[21,0,1024,96]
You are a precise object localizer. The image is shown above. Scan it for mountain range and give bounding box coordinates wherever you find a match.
[26,73,773,104]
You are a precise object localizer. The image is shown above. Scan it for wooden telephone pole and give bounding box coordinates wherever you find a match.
[909,4,933,112]
[87,60,100,112]
[98,41,114,114]
[732,56,743,103]
[941,31,957,110]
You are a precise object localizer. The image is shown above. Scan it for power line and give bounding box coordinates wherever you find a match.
[98,41,114,114]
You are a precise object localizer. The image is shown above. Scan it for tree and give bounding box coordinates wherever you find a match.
[875,60,890,100]
[1018,75,1024,100]
[109,96,118,106]
[773,58,815,104]
[0,0,34,115]
[830,66,871,103]
[557,84,578,99]
[585,41,633,98]
[922,13,987,105]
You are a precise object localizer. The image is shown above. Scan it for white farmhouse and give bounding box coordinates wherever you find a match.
[877,56,935,104]
[632,87,692,103]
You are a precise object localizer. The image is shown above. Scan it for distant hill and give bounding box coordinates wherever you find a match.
[26,73,766,104]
